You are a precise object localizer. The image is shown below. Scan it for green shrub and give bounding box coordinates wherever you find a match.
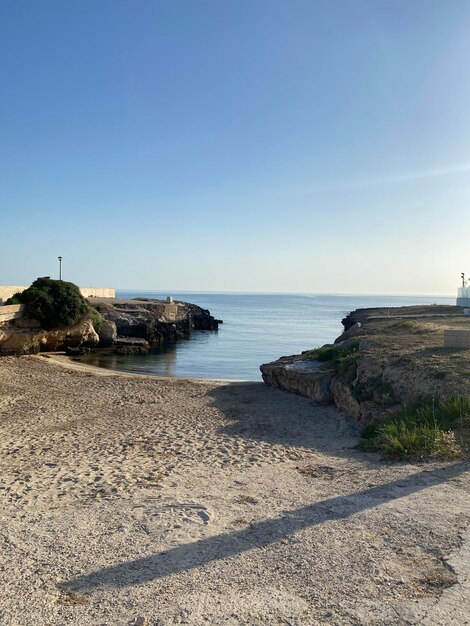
[88,307,104,332]
[4,292,23,305]
[303,343,359,379]
[303,342,359,365]
[359,397,470,459]
[7,277,89,330]
[303,345,340,362]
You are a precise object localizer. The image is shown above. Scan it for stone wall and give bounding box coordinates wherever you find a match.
[79,287,116,299]
[0,286,27,303]
[444,329,470,348]
[0,305,25,323]
[0,285,115,303]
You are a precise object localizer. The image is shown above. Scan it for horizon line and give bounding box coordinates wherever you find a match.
[116,288,455,299]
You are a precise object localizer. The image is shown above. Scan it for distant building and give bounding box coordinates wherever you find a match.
[457,287,470,307]
[457,273,470,307]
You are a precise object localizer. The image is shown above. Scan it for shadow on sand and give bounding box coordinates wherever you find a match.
[64,461,469,593]
[211,381,361,448]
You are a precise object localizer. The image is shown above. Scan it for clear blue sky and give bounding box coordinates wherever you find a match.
[1,0,469,294]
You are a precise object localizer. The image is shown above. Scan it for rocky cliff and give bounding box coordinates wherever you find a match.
[0,297,220,356]
[91,298,220,343]
[261,305,470,424]
[0,318,99,355]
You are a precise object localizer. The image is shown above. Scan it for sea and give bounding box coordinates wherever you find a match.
[80,291,455,381]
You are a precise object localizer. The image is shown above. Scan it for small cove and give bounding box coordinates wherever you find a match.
[79,291,454,381]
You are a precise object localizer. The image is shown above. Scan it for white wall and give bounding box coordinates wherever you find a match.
[0,285,115,304]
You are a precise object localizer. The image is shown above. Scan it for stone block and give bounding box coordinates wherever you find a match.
[444,329,470,349]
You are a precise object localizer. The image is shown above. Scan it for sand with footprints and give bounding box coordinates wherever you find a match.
[0,354,469,625]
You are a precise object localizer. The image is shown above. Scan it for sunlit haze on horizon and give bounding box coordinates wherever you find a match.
[1,1,469,295]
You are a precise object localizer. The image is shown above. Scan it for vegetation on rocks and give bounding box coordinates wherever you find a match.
[303,342,359,378]
[87,307,104,332]
[6,277,92,330]
[383,320,437,334]
[359,396,470,459]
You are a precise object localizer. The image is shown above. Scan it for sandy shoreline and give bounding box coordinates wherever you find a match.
[0,355,469,625]
[39,352,252,383]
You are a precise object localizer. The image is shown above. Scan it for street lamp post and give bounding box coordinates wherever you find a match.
[58,256,63,280]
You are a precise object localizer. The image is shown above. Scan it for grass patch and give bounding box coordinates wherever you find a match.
[384,320,418,331]
[383,320,436,334]
[359,397,470,459]
[303,342,359,378]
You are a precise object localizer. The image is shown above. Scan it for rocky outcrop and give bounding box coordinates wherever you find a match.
[0,318,99,355]
[330,378,361,418]
[262,304,470,425]
[92,299,220,344]
[43,319,99,351]
[0,297,221,356]
[260,356,334,402]
[97,320,117,347]
[185,303,221,330]
[341,304,461,331]
[260,347,397,424]
[114,337,150,354]
[0,325,44,355]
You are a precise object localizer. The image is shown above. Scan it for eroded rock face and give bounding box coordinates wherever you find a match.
[43,319,100,351]
[93,299,220,344]
[0,325,44,355]
[0,297,221,355]
[262,303,470,425]
[98,320,117,347]
[0,318,99,355]
[114,337,150,354]
[356,357,383,381]
[260,356,335,403]
[330,378,361,418]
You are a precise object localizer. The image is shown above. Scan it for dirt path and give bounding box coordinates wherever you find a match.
[0,355,469,625]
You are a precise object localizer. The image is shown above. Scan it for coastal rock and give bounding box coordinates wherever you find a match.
[0,297,220,355]
[262,303,470,426]
[98,320,117,346]
[186,303,220,330]
[92,298,220,344]
[114,345,149,355]
[43,319,100,351]
[334,321,363,343]
[356,357,383,382]
[360,401,401,425]
[330,378,361,419]
[0,317,100,355]
[0,326,44,355]
[65,346,91,356]
[11,317,42,329]
[114,337,150,354]
[260,356,334,402]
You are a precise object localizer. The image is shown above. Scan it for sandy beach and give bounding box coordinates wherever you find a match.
[1,355,469,625]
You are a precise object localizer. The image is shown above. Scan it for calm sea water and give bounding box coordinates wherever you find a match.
[81,291,454,381]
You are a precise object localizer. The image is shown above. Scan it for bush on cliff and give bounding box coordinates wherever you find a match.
[5,277,89,330]
[87,307,104,332]
[303,343,359,378]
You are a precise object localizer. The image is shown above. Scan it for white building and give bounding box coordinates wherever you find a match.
[457,287,470,307]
